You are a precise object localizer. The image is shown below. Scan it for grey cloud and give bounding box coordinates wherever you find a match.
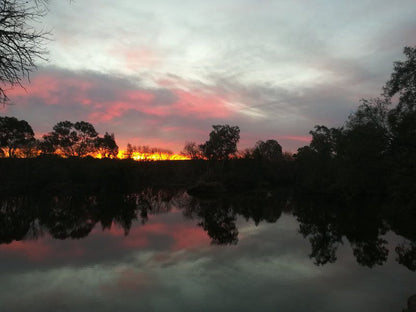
[0,213,412,312]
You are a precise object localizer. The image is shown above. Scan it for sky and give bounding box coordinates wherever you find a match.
[2,0,416,153]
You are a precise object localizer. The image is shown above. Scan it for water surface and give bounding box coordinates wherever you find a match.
[0,189,414,311]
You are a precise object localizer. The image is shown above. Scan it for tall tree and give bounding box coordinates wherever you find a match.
[200,125,240,160]
[0,116,34,157]
[382,46,416,198]
[384,46,416,156]
[384,46,416,112]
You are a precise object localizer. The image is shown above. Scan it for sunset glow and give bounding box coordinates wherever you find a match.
[66,150,190,161]
[3,1,413,152]
[116,150,190,161]
[1,1,416,312]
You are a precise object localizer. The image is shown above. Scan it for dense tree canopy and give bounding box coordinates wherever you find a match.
[384,46,416,110]
[95,132,118,159]
[0,116,34,157]
[252,139,283,161]
[295,45,416,197]
[41,121,99,157]
[384,46,416,158]
[200,125,240,160]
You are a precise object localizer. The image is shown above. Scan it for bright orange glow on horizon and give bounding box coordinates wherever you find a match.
[4,149,190,161]
[117,150,189,161]
[88,150,190,161]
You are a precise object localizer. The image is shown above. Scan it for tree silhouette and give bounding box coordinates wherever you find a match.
[252,139,283,161]
[0,0,49,104]
[187,197,239,245]
[95,132,118,158]
[0,116,35,157]
[125,143,134,159]
[41,121,99,157]
[72,121,99,156]
[384,47,416,156]
[384,46,416,110]
[182,141,202,159]
[396,242,416,271]
[200,125,240,160]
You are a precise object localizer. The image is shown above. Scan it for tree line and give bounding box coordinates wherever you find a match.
[0,118,287,161]
[1,45,415,200]
[181,124,287,161]
[0,119,118,158]
[1,186,415,271]
[295,46,416,198]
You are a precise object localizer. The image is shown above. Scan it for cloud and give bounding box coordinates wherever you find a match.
[0,240,52,262]
[0,212,413,312]
[5,0,415,152]
[1,62,384,152]
[3,67,237,149]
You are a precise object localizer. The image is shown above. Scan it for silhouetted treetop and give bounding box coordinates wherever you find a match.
[41,121,99,157]
[252,139,283,161]
[95,132,118,158]
[182,141,202,159]
[295,46,416,197]
[384,46,416,109]
[200,125,240,160]
[0,116,34,157]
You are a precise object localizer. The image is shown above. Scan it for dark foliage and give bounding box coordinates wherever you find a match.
[200,125,240,160]
[41,121,99,157]
[0,116,35,157]
[295,46,416,200]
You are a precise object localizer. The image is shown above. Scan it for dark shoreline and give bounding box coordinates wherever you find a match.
[0,157,295,196]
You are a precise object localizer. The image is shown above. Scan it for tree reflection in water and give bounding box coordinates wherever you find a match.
[293,196,389,267]
[0,188,415,271]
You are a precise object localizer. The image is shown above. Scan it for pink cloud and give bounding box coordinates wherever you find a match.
[170,227,210,250]
[4,67,313,153]
[11,71,233,123]
[0,214,209,265]
[109,46,161,72]
[171,89,232,119]
[0,240,52,261]
[103,217,209,252]
[89,87,233,123]
[8,74,94,105]
[124,49,160,70]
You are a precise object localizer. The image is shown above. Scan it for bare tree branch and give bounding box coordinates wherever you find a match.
[0,0,49,105]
